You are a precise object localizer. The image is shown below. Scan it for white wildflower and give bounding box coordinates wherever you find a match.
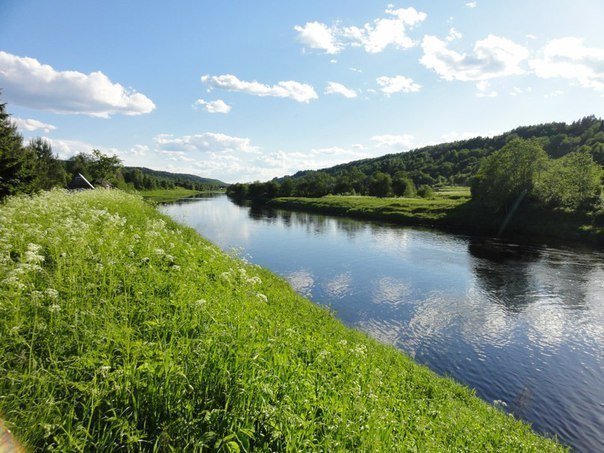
[48,304,61,313]
[246,276,262,286]
[195,299,206,307]
[256,293,268,303]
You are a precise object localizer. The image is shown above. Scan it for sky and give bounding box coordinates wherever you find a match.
[1,0,604,183]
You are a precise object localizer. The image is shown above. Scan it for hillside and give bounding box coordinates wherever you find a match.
[123,166,228,188]
[285,116,604,188]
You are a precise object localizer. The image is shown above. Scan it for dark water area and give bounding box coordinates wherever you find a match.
[161,194,604,452]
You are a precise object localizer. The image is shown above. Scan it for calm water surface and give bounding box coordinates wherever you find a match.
[161,194,604,452]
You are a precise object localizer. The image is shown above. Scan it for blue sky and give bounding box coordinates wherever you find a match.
[1,0,604,182]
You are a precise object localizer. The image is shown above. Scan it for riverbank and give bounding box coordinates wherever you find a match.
[268,188,604,247]
[0,190,563,450]
[140,188,224,203]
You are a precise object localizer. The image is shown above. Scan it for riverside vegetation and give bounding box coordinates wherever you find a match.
[0,189,564,451]
[228,138,604,245]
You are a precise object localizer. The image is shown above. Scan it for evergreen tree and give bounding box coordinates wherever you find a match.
[0,98,30,198]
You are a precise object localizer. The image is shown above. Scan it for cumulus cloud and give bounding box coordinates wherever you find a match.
[193,98,231,113]
[377,75,421,95]
[466,1,477,8]
[294,6,426,54]
[12,117,56,133]
[294,21,341,54]
[324,82,357,98]
[0,51,155,118]
[371,134,414,150]
[201,74,318,103]
[420,35,529,81]
[155,132,260,154]
[530,37,604,91]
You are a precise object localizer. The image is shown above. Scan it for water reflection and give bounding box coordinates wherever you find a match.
[160,195,604,452]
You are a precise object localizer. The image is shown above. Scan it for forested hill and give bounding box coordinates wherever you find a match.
[288,116,604,187]
[121,167,227,189]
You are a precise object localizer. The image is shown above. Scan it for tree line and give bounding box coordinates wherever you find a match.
[227,124,604,217]
[0,98,224,199]
[227,115,604,205]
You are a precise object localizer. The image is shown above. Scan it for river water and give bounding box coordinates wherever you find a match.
[160,194,604,452]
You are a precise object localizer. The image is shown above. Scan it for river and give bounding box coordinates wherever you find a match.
[160,194,604,452]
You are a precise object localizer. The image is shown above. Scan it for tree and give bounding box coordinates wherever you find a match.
[392,171,416,197]
[368,171,392,197]
[472,138,548,212]
[26,138,67,190]
[535,151,602,212]
[88,149,122,184]
[0,98,30,198]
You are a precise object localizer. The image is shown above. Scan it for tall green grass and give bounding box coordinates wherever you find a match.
[0,190,564,451]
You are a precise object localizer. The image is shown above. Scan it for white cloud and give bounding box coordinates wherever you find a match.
[446,28,462,42]
[377,75,421,95]
[0,51,155,118]
[294,7,426,55]
[194,98,231,114]
[324,82,357,98]
[130,144,149,156]
[371,134,414,150]
[155,132,260,155]
[420,35,529,81]
[509,86,532,96]
[466,1,477,8]
[475,80,498,97]
[525,34,538,40]
[13,117,56,133]
[530,37,604,91]
[294,21,341,54]
[42,138,95,159]
[201,74,318,103]
[544,90,564,98]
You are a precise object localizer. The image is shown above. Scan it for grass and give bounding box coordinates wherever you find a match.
[139,188,213,203]
[0,189,565,451]
[269,187,604,246]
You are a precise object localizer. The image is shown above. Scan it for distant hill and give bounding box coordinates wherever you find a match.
[123,167,228,188]
[284,116,604,187]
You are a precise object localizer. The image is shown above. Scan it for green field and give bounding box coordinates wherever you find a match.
[0,190,564,450]
[269,187,604,246]
[140,188,226,204]
[139,188,206,203]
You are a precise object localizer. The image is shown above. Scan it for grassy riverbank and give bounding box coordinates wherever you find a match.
[139,188,208,203]
[269,187,604,246]
[0,190,564,451]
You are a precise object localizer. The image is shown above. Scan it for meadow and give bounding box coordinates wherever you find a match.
[269,187,604,246]
[0,189,564,451]
[139,188,207,203]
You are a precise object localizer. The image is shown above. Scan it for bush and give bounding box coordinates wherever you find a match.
[417,185,434,198]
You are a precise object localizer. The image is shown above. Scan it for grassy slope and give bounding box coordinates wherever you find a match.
[0,190,564,451]
[269,187,604,246]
